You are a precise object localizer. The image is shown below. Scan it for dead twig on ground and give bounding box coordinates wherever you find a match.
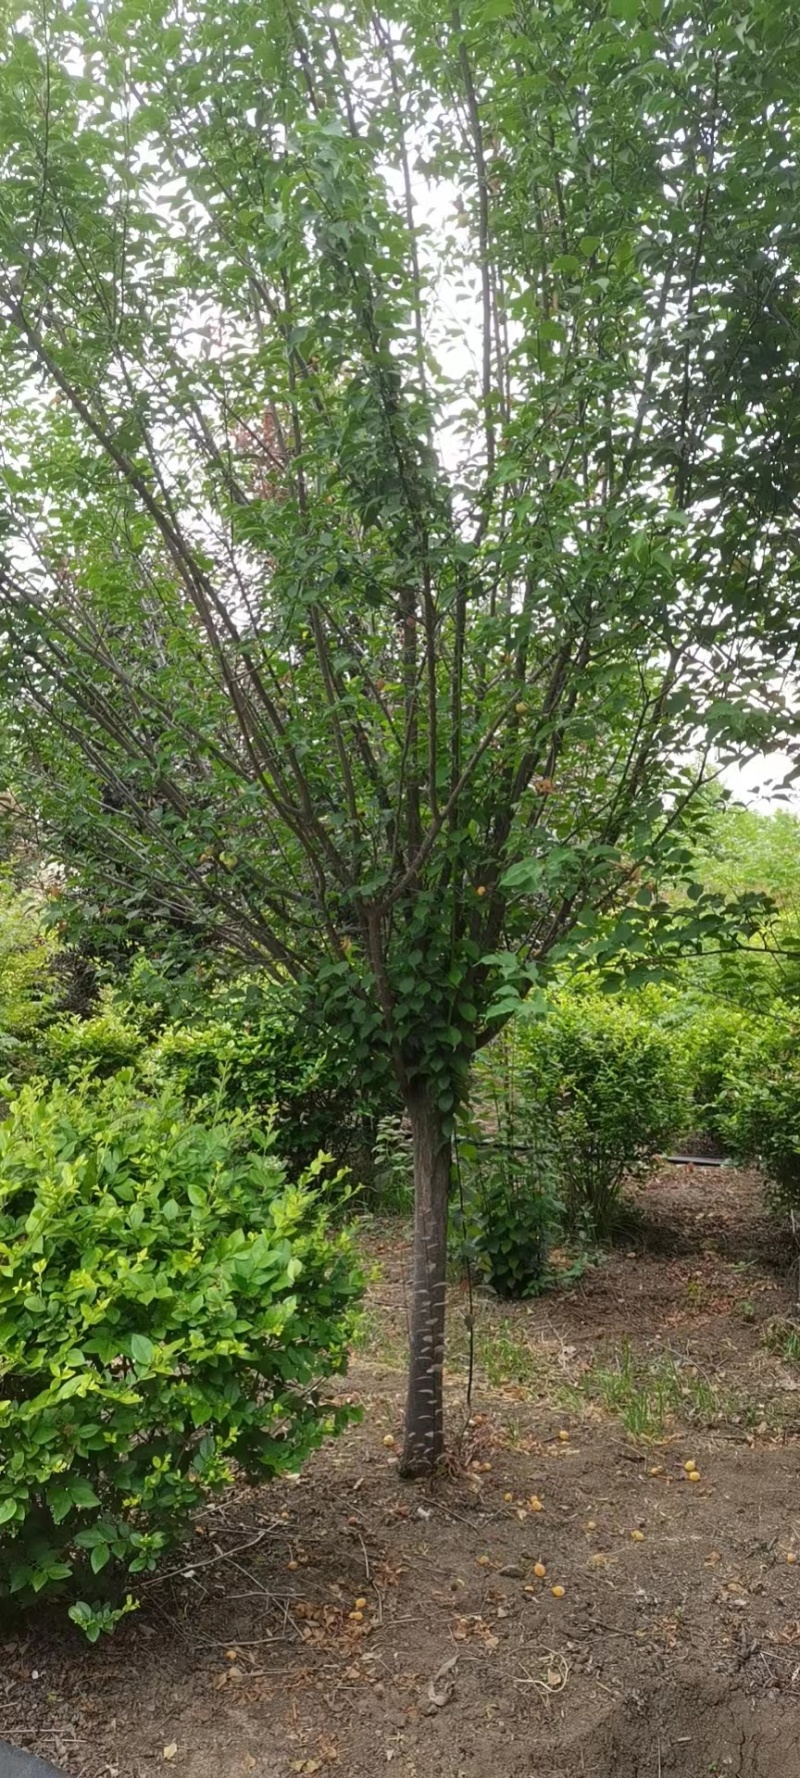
[513,1648,570,1700]
[141,1524,284,1588]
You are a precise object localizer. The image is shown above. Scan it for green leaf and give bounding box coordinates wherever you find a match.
[49,1489,74,1525]
[485,995,522,1020]
[501,859,544,892]
[130,1333,154,1368]
[538,319,566,343]
[46,1562,73,1581]
[70,1479,101,1509]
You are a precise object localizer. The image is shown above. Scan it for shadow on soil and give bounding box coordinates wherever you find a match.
[615,1164,789,1270]
[553,1679,800,1778]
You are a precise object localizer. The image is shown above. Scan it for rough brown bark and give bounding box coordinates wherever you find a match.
[400,1083,452,1477]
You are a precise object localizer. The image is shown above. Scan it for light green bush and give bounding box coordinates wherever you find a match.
[0,878,56,1054]
[716,1014,800,1208]
[42,993,145,1077]
[39,967,399,1182]
[674,1001,750,1141]
[152,982,398,1176]
[516,994,686,1237]
[0,1071,362,1636]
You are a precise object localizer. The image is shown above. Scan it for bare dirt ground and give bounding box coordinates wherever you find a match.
[5,1164,800,1778]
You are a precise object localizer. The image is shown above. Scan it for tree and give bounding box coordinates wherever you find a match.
[1,0,800,1472]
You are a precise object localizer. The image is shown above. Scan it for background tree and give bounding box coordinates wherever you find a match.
[1,0,800,1472]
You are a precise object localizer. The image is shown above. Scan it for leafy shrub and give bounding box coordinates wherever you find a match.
[516,994,686,1237]
[42,995,146,1078]
[0,879,56,1055]
[371,1112,414,1214]
[463,1035,564,1297]
[37,968,398,1183]
[0,1072,362,1631]
[716,1014,800,1208]
[108,952,230,1034]
[675,1002,749,1141]
[153,982,396,1175]
[464,1134,563,1298]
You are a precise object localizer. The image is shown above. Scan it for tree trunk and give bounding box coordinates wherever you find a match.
[400,1082,452,1477]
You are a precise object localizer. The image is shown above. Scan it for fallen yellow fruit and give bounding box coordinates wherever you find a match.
[688,1470,701,1482]
[631,1529,645,1541]
[534,1561,547,1578]
[683,1459,697,1473]
[551,1585,565,1598]
[355,1596,367,1609]
[788,1552,797,1565]
[558,1430,570,1442]
[529,1496,544,1511]
[383,1434,395,1449]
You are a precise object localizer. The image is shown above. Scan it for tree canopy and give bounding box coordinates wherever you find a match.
[2,0,800,1468]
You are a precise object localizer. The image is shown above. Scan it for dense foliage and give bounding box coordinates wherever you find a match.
[0,1072,361,1635]
[513,996,684,1237]
[674,1002,750,1142]
[460,1036,564,1297]
[42,997,146,1078]
[151,985,396,1175]
[3,0,800,1469]
[709,1018,800,1210]
[0,878,55,1055]
[32,963,396,1177]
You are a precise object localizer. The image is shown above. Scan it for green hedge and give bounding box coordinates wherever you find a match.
[515,994,686,1237]
[39,971,397,1181]
[715,1013,800,1208]
[672,1002,749,1142]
